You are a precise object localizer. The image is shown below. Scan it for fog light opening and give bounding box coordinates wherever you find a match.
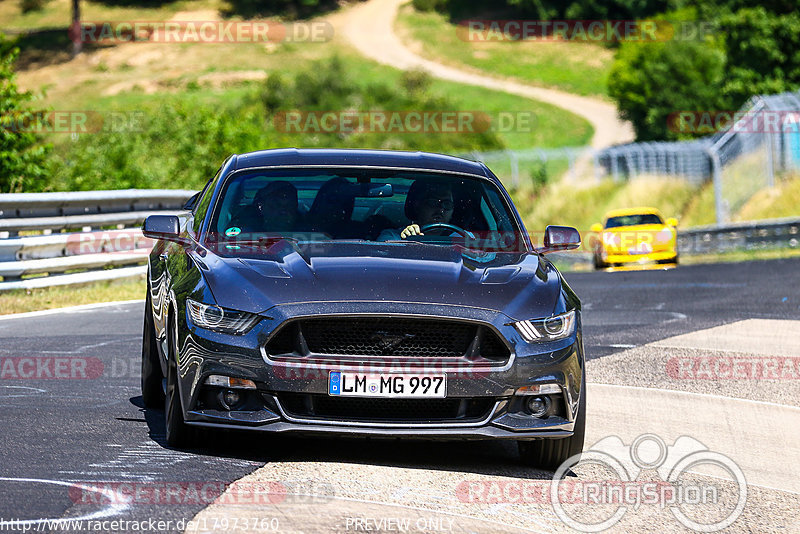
[526,395,551,418]
[219,389,242,411]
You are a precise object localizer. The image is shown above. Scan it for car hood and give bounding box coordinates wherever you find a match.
[193,240,561,321]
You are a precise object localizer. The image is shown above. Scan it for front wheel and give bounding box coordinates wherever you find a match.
[141,292,164,409]
[164,313,194,448]
[518,378,586,470]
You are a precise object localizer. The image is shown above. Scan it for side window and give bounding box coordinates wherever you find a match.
[192,169,222,236]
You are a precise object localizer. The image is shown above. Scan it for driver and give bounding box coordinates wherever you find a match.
[379,181,455,240]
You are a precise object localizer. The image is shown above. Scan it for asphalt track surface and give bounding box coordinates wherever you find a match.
[0,258,798,532]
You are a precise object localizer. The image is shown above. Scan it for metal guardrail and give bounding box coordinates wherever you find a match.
[677,217,800,255]
[0,189,194,291]
[551,217,800,268]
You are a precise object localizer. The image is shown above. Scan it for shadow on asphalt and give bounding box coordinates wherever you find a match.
[131,396,557,481]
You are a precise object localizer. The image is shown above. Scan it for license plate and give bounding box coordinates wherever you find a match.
[328,371,446,398]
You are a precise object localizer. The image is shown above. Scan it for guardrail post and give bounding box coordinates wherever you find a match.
[708,146,726,225]
[765,131,775,188]
[508,150,519,190]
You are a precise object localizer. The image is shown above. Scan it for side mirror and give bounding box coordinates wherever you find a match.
[666,217,678,227]
[143,215,184,242]
[539,225,581,254]
[182,192,200,211]
[590,223,603,233]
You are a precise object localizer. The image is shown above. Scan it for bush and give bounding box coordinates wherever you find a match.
[414,0,678,20]
[401,68,432,95]
[411,0,448,12]
[20,0,49,13]
[608,39,729,141]
[529,160,548,190]
[717,7,800,106]
[223,0,342,19]
[0,36,50,192]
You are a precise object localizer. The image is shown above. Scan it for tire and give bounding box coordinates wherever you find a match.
[592,252,606,270]
[518,376,586,470]
[164,310,194,448]
[141,292,165,409]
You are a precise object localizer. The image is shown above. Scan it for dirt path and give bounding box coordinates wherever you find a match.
[341,0,634,149]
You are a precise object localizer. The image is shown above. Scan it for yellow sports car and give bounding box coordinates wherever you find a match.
[590,207,678,270]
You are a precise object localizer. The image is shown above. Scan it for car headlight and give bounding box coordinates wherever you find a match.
[513,310,576,342]
[656,227,674,243]
[186,299,261,335]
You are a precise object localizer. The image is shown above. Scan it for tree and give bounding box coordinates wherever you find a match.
[0,36,50,192]
[608,39,728,140]
[717,7,800,106]
[71,0,82,56]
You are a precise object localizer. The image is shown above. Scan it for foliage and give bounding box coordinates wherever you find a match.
[0,35,50,193]
[222,0,343,19]
[411,0,448,12]
[607,39,728,140]
[716,7,800,106]
[47,57,503,192]
[608,5,800,141]
[259,55,502,153]
[20,0,50,13]
[529,160,548,190]
[417,0,678,20]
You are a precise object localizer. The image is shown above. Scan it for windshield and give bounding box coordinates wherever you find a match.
[605,213,664,228]
[205,168,524,252]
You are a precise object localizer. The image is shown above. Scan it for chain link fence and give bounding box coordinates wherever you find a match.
[459,147,593,189]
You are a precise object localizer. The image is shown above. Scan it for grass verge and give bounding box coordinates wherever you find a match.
[0,277,144,315]
[681,247,800,265]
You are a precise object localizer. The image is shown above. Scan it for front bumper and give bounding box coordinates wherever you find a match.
[601,249,677,268]
[175,301,585,440]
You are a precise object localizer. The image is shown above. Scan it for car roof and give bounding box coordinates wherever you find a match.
[231,148,491,178]
[604,206,663,219]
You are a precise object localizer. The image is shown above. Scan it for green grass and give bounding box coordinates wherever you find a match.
[340,58,592,150]
[0,277,144,315]
[681,247,800,265]
[395,5,613,97]
[679,180,716,227]
[676,172,800,227]
[736,173,800,222]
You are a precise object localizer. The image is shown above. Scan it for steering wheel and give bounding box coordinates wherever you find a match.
[420,223,473,238]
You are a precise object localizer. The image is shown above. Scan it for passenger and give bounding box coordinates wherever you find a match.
[228,181,299,236]
[306,177,357,238]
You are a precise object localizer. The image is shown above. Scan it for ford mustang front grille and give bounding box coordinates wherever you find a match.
[265,317,510,363]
